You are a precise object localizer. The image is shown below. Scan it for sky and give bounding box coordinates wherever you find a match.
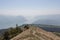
[0,0,60,20]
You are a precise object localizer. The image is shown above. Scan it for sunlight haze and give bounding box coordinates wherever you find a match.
[0,0,60,20]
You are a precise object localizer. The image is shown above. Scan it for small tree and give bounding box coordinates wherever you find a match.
[3,31,10,40]
[16,24,18,27]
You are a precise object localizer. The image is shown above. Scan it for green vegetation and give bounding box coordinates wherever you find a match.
[0,25,23,40]
[0,24,30,40]
[24,25,29,29]
[0,24,60,40]
[8,27,23,38]
[1,27,23,40]
[53,32,60,37]
[3,31,10,40]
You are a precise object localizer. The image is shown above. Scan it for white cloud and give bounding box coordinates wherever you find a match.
[0,9,60,20]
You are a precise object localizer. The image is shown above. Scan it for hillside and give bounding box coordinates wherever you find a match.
[0,29,7,36]
[0,24,60,37]
[11,26,60,40]
[34,15,60,26]
[34,24,60,32]
[0,15,27,29]
[21,24,60,32]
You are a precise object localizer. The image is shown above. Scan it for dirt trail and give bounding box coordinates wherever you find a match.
[11,27,60,40]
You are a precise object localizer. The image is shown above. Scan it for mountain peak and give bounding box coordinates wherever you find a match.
[11,26,60,40]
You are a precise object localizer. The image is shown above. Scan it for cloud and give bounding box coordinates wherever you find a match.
[0,9,60,18]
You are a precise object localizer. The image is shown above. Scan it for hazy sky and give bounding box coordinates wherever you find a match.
[0,0,60,19]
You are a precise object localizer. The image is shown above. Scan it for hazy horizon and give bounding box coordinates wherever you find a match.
[0,0,60,19]
[0,0,60,29]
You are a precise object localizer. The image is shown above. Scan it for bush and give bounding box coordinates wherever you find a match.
[3,31,10,40]
[24,25,29,29]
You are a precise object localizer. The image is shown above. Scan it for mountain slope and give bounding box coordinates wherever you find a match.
[33,14,60,26]
[0,15,27,29]
[0,29,8,36]
[11,27,60,40]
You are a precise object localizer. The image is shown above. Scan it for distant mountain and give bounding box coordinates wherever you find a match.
[33,14,60,26]
[0,15,27,29]
[22,24,60,32]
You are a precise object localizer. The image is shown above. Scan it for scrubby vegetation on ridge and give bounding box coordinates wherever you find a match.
[0,24,29,40]
[0,24,60,40]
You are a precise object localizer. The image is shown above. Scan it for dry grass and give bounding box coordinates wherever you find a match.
[11,27,60,40]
